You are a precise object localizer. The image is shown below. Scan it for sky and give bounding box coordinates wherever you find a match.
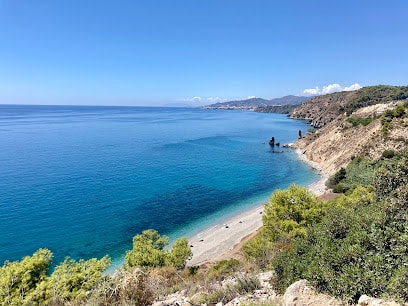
[0,0,407,106]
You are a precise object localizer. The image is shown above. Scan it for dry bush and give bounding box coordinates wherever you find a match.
[87,268,153,306]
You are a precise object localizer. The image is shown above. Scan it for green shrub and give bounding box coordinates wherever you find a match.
[346,117,375,127]
[243,185,324,269]
[0,249,110,306]
[272,195,383,303]
[380,103,407,135]
[0,248,52,306]
[125,229,192,269]
[382,149,396,158]
[273,179,408,303]
[48,256,111,302]
[332,183,348,193]
[166,237,193,269]
[327,167,346,188]
[342,85,408,115]
[328,157,379,193]
[373,155,408,200]
[262,185,324,241]
[393,103,406,118]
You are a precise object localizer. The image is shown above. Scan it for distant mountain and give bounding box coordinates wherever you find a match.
[203,95,310,110]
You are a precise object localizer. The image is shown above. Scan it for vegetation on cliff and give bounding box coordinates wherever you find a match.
[0,249,110,305]
[294,88,408,174]
[291,85,408,128]
[272,152,408,303]
[253,104,298,114]
[0,231,192,305]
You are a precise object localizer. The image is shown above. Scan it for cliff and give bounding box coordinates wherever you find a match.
[291,85,408,128]
[293,99,408,175]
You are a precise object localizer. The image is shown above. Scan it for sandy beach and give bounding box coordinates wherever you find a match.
[187,149,329,266]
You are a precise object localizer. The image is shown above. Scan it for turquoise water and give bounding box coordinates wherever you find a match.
[0,105,318,266]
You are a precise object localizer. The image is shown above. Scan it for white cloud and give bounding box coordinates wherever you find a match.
[303,83,362,96]
[303,86,320,96]
[322,83,342,94]
[344,83,362,91]
[246,95,257,99]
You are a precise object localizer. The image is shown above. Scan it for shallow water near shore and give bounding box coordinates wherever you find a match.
[0,105,318,266]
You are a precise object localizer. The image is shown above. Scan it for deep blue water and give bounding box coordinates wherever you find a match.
[0,105,317,266]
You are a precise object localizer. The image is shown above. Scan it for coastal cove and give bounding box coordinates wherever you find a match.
[0,105,318,267]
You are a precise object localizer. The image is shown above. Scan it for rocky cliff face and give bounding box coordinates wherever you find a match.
[293,101,408,175]
[291,91,356,128]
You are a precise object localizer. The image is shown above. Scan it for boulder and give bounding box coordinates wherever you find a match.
[358,295,401,306]
[283,280,343,306]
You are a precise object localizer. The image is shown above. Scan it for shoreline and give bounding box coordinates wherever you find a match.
[187,149,329,266]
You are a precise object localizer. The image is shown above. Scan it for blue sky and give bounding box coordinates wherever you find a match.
[0,0,407,106]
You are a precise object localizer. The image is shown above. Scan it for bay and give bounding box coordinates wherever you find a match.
[0,105,317,266]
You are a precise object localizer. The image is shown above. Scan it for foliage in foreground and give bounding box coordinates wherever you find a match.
[0,229,193,305]
[270,153,408,303]
[0,249,110,306]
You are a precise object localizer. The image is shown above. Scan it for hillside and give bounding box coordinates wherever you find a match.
[253,104,298,114]
[293,86,408,175]
[291,85,408,128]
[203,95,310,110]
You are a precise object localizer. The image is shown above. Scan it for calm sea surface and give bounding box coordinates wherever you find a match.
[0,105,318,266]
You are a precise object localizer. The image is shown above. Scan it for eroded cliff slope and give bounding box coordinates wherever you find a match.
[293,86,408,175]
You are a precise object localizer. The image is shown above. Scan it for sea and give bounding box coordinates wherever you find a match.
[0,105,318,267]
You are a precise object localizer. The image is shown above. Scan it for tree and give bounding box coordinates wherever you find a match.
[262,184,324,241]
[126,229,169,268]
[167,237,193,269]
[243,185,324,267]
[48,256,111,302]
[125,229,192,269]
[0,248,52,306]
